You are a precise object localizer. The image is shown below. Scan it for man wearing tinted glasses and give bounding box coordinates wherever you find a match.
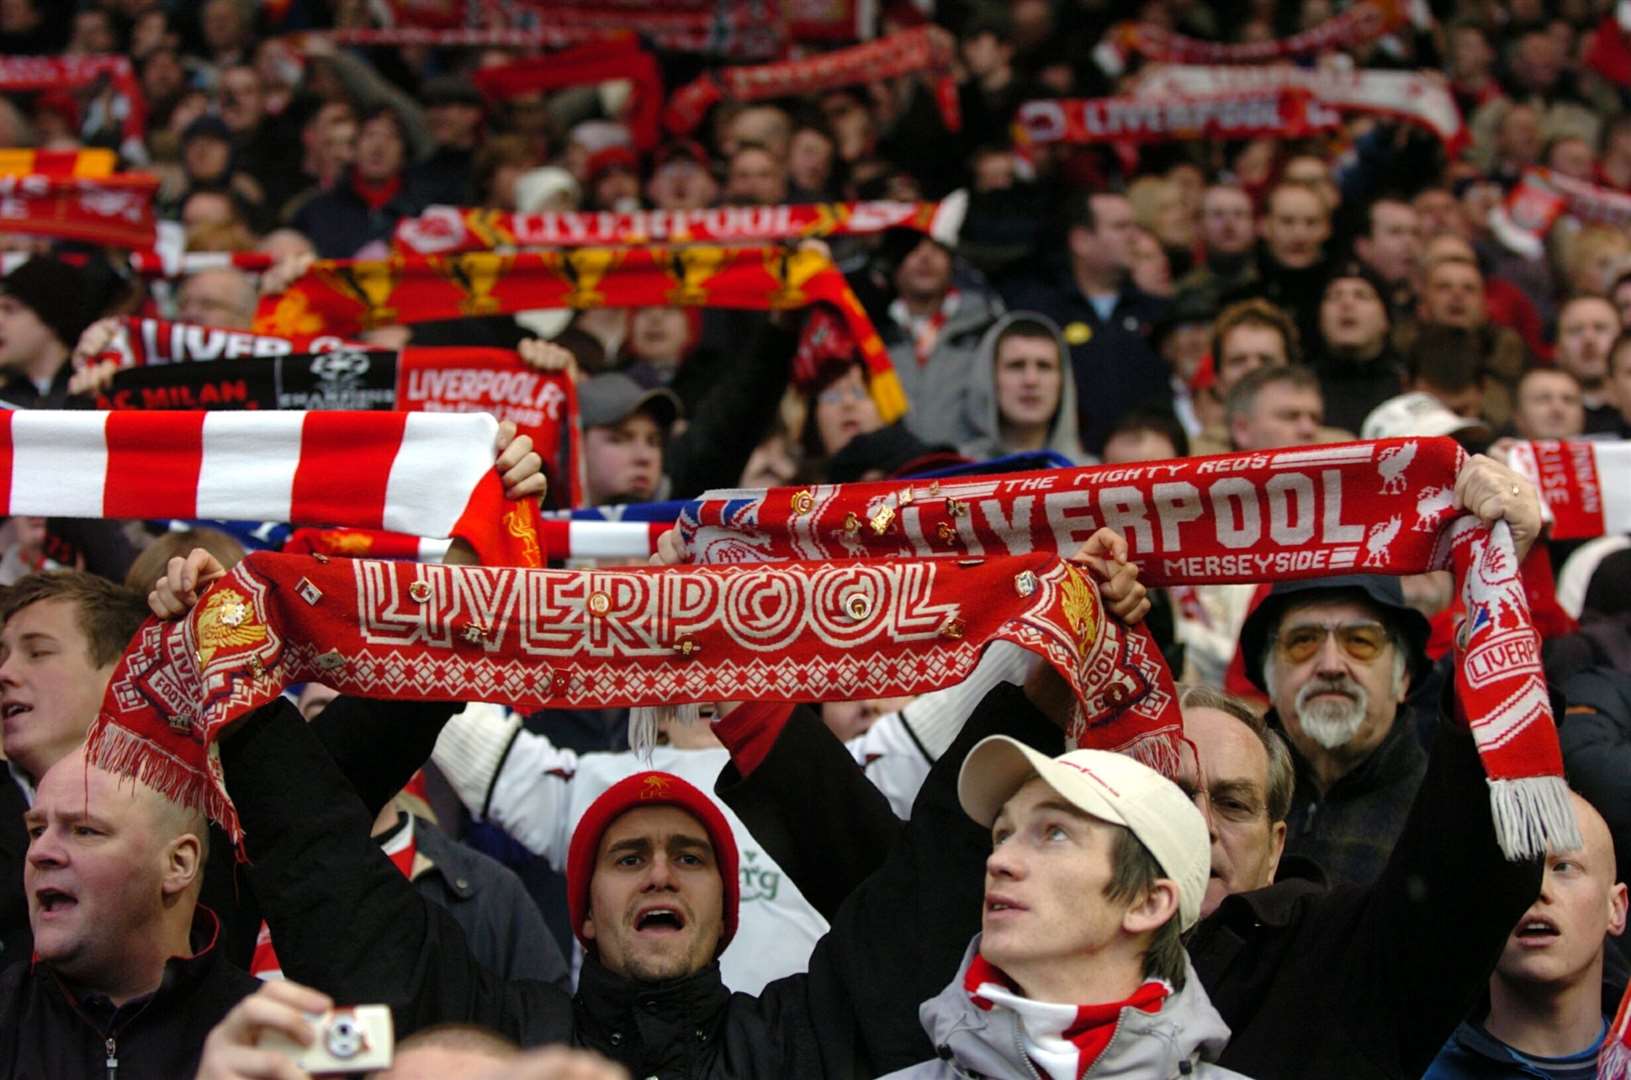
[1229,449,1560,889]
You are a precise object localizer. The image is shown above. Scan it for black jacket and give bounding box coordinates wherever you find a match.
[726,685,1540,1080]
[290,170,426,259]
[406,813,570,989]
[1275,703,1428,887]
[1308,343,1409,436]
[1559,666,1631,879]
[0,909,258,1080]
[217,692,973,1079]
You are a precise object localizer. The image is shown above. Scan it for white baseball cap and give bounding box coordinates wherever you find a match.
[958,737,1210,932]
[1361,391,1492,443]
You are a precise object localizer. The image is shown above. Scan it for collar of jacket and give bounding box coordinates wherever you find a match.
[46,906,228,1016]
[1269,704,1426,804]
[573,953,730,1044]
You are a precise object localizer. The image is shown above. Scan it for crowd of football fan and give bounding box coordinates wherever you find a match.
[0,1,1628,1077]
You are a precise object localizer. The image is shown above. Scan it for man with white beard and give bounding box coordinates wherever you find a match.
[1235,576,1432,887]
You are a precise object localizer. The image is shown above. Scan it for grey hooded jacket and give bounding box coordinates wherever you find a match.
[884,286,1005,450]
[879,939,1253,1080]
[958,312,1091,466]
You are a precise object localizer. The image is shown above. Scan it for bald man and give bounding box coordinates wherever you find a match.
[176,267,259,329]
[0,747,257,1077]
[1426,793,1626,1076]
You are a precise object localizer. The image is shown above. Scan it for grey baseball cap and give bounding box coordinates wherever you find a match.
[578,373,682,430]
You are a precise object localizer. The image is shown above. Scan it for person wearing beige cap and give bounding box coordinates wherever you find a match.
[879,739,1249,1079]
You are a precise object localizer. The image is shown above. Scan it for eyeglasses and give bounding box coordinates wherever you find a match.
[818,384,869,406]
[1273,622,1389,664]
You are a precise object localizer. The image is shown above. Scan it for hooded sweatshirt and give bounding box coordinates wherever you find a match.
[959,312,1092,466]
[880,938,1253,1080]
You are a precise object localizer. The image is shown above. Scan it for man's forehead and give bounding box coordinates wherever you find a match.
[1,597,84,643]
[1279,596,1387,627]
[598,804,712,850]
[1184,707,1269,784]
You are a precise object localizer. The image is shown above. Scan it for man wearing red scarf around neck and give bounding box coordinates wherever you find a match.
[878,738,1247,1079]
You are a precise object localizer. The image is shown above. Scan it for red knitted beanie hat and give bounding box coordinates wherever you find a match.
[565,771,741,956]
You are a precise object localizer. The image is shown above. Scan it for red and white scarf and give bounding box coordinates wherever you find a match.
[964,951,1171,1079]
[127,251,275,280]
[1097,0,1409,73]
[472,0,785,59]
[392,200,957,256]
[1507,440,1631,540]
[91,340,582,505]
[679,437,1578,862]
[1135,64,1467,154]
[1016,88,1339,146]
[88,550,1181,841]
[0,173,156,249]
[0,55,147,160]
[664,27,959,137]
[1497,169,1631,259]
[0,410,542,568]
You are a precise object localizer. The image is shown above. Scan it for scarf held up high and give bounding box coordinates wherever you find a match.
[89,551,1181,841]
[678,437,1578,862]
[253,245,907,422]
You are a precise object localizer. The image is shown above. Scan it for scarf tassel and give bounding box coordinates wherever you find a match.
[1488,775,1582,861]
[1600,1035,1631,1079]
[85,721,241,845]
[628,703,703,760]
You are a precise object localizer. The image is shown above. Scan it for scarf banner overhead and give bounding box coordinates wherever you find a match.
[1100,0,1409,71]
[252,245,908,422]
[89,550,1183,840]
[470,35,662,151]
[475,0,786,59]
[101,317,358,367]
[664,27,960,137]
[0,148,117,177]
[90,346,583,506]
[392,200,957,256]
[1135,64,1467,153]
[128,250,275,279]
[1015,88,1340,146]
[679,437,1578,862]
[0,410,542,568]
[0,174,157,248]
[1506,440,1631,540]
[0,55,147,159]
[1496,168,1631,259]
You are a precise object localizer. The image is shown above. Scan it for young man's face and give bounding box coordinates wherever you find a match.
[993,334,1063,430]
[1181,706,1285,918]
[1421,261,1485,329]
[1495,794,1626,992]
[1556,298,1619,390]
[1262,187,1329,269]
[582,805,725,982]
[1319,279,1387,354]
[1513,371,1585,440]
[1216,324,1287,395]
[584,413,664,504]
[1201,187,1254,257]
[0,599,112,782]
[1357,202,1421,286]
[0,293,61,370]
[983,777,1130,988]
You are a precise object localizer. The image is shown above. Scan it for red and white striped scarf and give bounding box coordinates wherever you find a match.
[963,952,1170,1080]
[1497,169,1631,259]
[1507,440,1631,540]
[679,437,1579,861]
[0,55,147,160]
[0,411,542,568]
[88,550,1181,841]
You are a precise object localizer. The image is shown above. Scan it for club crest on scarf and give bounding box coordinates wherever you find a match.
[432,252,515,316]
[653,245,729,305]
[546,248,626,307]
[320,259,404,328]
[196,588,267,664]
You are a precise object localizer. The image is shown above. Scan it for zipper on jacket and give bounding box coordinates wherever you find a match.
[105,1036,117,1080]
[1010,1013,1044,1080]
[1300,799,1319,837]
